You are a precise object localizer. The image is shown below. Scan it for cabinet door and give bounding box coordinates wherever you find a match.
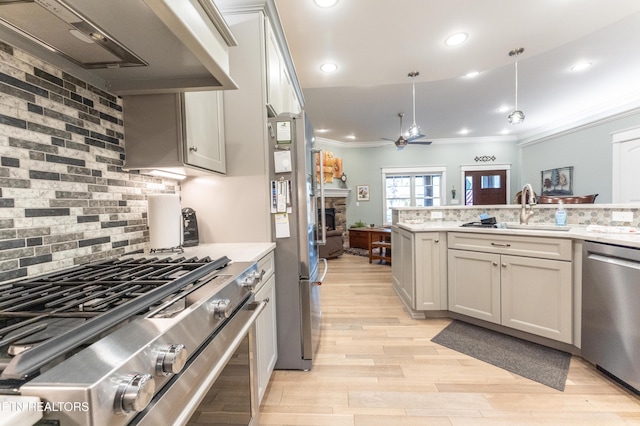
[414,232,445,310]
[265,22,283,116]
[255,274,277,404]
[501,255,572,343]
[391,227,403,295]
[183,91,226,174]
[448,249,501,324]
[398,229,415,307]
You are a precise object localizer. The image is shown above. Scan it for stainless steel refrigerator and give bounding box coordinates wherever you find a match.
[268,112,327,370]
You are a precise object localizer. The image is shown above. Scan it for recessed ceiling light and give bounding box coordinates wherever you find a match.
[346,135,356,140]
[464,71,480,78]
[459,128,469,135]
[316,128,330,133]
[320,63,338,73]
[445,32,468,46]
[570,61,592,72]
[500,128,510,135]
[314,0,339,8]
[497,105,510,113]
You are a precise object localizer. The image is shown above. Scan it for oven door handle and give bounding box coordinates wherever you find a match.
[179,300,266,423]
[134,300,267,426]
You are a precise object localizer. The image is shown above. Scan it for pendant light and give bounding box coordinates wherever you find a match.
[507,47,525,124]
[407,71,422,138]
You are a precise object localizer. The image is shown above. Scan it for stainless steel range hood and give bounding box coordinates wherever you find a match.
[0,0,238,94]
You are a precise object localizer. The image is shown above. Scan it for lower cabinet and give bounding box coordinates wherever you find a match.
[447,232,573,344]
[255,253,277,404]
[391,227,446,312]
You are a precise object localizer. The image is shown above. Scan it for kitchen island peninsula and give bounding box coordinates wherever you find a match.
[390,204,640,357]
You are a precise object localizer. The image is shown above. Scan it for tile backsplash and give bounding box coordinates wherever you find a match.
[0,40,178,281]
[394,205,640,227]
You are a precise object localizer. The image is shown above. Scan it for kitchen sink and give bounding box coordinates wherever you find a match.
[504,223,570,231]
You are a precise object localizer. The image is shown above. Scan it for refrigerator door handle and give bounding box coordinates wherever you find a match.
[315,258,328,285]
[312,148,326,245]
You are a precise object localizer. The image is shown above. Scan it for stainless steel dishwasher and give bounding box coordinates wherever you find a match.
[582,241,640,394]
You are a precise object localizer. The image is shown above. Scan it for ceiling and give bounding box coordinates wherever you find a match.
[273,0,640,146]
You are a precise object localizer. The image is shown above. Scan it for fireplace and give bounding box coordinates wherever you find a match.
[319,208,336,231]
[319,194,347,248]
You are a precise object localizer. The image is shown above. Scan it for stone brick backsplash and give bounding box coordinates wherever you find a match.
[394,205,640,227]
[0,40,179,281]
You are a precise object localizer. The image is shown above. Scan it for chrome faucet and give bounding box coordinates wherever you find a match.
[520,183,536,224]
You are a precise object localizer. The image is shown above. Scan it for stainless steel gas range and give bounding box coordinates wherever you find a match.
[0,254,265,425]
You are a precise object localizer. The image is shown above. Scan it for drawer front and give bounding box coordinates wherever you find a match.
[448,232,572,261]
[349,229,369,249]
[258,250,275,281]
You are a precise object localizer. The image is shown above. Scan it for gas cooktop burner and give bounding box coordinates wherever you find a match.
[0,255,232,380]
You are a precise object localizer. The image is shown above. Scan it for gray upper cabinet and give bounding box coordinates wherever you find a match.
[265,21,301,116]
[123,91,226,176]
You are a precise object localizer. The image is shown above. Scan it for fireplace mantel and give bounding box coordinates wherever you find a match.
[322,188,351,198]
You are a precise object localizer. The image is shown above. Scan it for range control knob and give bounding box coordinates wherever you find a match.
[210,299,231,319]
[156,344,188,376]
[240,269,265,290]
[114,373,155,414]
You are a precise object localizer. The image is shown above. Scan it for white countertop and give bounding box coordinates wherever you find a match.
[393,203,640,210]
[396,221,640,249]
[128,242,276,263]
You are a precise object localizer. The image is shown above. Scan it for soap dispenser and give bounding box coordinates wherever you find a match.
[555,201,567,226]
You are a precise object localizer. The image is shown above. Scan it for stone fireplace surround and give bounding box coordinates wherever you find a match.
[320,188,349,247]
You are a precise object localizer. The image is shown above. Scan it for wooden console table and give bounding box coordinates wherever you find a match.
[348,227,371,249]
[348,227,391,264]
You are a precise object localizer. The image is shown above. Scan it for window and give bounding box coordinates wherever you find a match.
[382,167,445,224]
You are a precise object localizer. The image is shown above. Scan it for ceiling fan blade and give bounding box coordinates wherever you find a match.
[408,140,432,145]
[380,137,396,142]
[406,133,426,142]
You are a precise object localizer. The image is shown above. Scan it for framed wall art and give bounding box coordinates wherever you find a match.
[356,185,370,201]
[541,166,573,196]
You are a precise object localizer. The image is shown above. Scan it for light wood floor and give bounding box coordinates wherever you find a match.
[260,254,640,425]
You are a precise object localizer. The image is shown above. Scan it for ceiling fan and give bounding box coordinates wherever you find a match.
[382,71,431,149]
[382,112,432,149]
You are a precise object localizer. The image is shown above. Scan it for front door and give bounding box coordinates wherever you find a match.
[465,170,507,205]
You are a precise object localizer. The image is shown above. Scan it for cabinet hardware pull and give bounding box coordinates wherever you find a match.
[492,261,498,266]
[189,146,198,152]
[435,239,439,243]
[501,263,507,268]
[491,242,511,247]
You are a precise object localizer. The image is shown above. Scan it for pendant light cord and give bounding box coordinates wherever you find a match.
[514,60,519,110]
[412,76,417,126]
